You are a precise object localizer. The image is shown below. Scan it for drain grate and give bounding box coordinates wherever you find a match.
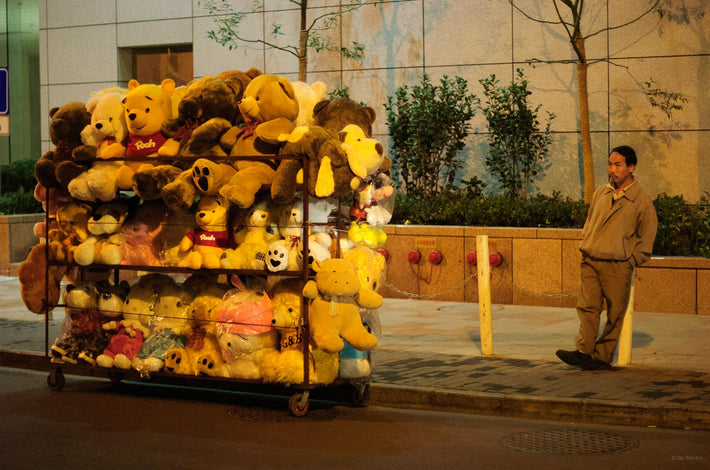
[501,430,638,455]
[226,405,341,422]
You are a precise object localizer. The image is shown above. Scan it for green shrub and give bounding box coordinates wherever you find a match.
[0,188,42,215]
[1,159,36,194]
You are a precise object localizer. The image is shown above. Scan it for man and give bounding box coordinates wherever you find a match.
[556,145,658,370]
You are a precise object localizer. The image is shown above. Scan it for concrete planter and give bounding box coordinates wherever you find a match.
[0,214,43,276]
[379,225,710,315]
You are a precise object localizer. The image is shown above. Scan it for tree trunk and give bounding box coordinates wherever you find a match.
[576,34,595,203]
[298,1,308,81]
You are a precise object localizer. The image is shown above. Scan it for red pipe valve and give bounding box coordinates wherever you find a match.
[428,250,443,265]
[407,249,421,264]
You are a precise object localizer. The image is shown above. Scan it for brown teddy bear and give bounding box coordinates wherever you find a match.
[219,74,299,208]
[34,101,92,190]
[18,243,68,315]
[313,97,377,137]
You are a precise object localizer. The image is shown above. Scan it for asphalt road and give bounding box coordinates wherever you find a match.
[1,368,707,469]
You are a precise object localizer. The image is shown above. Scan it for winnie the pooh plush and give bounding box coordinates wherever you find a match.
[68,88,128,202]
[74,199,131,266]
[179,195,235,269]
[115,78,176,191]
[219,74,299,208]
[260,278,339,385]
[34,101,92,190]
[302,258,381,353]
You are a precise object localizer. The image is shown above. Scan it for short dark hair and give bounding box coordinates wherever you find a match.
[610,145,637,166]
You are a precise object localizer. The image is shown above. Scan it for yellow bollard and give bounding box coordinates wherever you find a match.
[476,235,494,356]
[617,267,636,366]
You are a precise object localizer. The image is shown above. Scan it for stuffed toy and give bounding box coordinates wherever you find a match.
[291,80,327,127]
[18,243,67,315]
[78,281,131,365]
[68,88,128,202]
[220,197,279,270]
[50,281,116,365]
[219,74,299,208]
[74,199,131,266]
[132,278,194,375]
[339,124,385,190]
[159,206,194,267]
[339,341,371,379]
[54,200,93,263]
[120,200,169,267]
[271,125,353,204]
[158,158,237,213]
[260,278,339,385]
[133,70,260,201]
[265,196,333,272]
[34,101,92,190]
[158,70,259,158]
[179,195,235,269]
[164,291,227,376]
[97,273,173,369]
[115,78,176,191]
[302,258,381,353]
[346,221,388,250]
[213,289,278,379]
[351,171,395,226]
[343,245,386,340]
[313,97,377,138]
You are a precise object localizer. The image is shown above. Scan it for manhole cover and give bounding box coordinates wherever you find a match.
[501,430,638,455]
[226,405,341,422]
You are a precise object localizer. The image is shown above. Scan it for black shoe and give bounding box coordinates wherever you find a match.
[588,359,612,371]
[556,349,594,369]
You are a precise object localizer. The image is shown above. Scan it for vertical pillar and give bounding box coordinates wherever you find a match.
[617,268,636,366]
[476,235,494,356]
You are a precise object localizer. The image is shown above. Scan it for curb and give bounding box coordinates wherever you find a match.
[368,383,710,431]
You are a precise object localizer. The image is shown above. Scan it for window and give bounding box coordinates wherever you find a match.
[119,45,193,86]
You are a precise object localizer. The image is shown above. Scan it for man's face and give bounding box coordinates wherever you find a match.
[608,152,635,189]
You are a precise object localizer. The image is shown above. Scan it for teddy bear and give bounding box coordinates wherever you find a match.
[34,101,92,190]
[159,206,194,267]
[97,273,174,369]
[50,281,119,365]
[164,291,227,376]
[114,78,176,192]
[220,197,280,271]
[302,257,381,353]
[260,278,339,385]
[264,196,333,272]
[17,243,67,315]
[213,289,278,379]
[54,200,93,264]
[291,80,327,127]
[271,125,353,204]
[312,97,377,138]
[179,195,235,269]
[120,199,169,267]
[74,199,132,266]
[219,74,300,209]
[132,278,194,375]
[133,70,260,201]
[158,158,237,213]
[67,88,128,202]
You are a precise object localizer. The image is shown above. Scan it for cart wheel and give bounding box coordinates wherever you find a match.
[351,383,370,406]
[47,368,65,391]
[288,393,309,417]
[108,370,124,384]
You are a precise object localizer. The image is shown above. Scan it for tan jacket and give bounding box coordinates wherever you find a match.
[579,181,658,266]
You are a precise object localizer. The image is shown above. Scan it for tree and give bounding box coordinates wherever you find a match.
[480,69,555,201]
[200,0,365,82]
[511,0,688,203]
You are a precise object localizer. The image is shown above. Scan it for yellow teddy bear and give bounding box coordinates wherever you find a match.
[303,258,381,353]
[179,195,235,269]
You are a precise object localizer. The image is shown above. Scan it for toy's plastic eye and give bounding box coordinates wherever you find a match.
[145,108,150,113]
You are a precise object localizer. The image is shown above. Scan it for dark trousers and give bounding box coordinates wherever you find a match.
[575,257,634,363]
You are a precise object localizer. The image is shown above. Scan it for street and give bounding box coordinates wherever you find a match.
[0,367,707,469]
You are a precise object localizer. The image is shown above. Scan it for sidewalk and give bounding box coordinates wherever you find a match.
[1,276,709,430]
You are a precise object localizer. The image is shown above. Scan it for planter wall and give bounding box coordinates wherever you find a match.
[0,214,43,276]
[379,225,710,315]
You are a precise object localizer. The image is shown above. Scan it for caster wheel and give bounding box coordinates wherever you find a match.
[47,369,65,391]
[289,393,309,417]
[351,383,370,406]
[108,370,124,384]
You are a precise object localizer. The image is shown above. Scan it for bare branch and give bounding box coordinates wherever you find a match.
[584,0,661,39]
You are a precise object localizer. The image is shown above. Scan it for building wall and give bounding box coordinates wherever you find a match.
[38,0,710,202]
